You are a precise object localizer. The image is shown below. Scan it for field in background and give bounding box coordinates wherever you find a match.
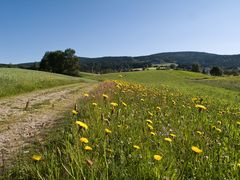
[0,68,92,98]
[4,70,239,179]
[100,70,240,105]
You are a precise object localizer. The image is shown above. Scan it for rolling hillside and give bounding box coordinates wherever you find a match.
[6,70,239,179]
[79,51,240,70]
[15,51,240,73]
[0,68,90,98]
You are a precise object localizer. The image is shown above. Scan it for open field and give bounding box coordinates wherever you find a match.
[0,68,91,98]
[0,81,97,171]
[100,70,240,105]
[0,68,98,175]
[3,70,239,179]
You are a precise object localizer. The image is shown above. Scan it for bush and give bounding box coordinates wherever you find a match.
[210,66,223,76]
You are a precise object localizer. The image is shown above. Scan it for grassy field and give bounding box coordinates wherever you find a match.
[2,70,240,179]
[0,68,92,98]
[100,70,240,105]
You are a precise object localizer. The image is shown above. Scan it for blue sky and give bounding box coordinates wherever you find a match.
[1,0,240,63]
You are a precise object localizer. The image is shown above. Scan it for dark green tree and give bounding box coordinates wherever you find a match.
[210,66,223,76]
[191,64,201,72]
[170,64,176,69]
[39,49,80,76]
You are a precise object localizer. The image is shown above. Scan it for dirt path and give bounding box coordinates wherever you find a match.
[0,82,97,168]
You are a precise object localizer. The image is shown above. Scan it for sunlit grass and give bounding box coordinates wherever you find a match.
[6,79,239,179]
[100,70,240,104]
[0,68,86,98]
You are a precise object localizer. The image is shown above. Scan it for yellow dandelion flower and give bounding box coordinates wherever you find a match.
[170,133,176,138]
[153,155,162,161]
[215,128,222,133]
[146,119,153,124]
[172,100,176,105]
[92,102,97,106]
[164,137,172,142]
[80,137,89,143]
[195,104,207,110]
[191,146,203,154]
[150,132,156,136]
[105,128,112,134]
[76,121,88,130]
[72,110,78,115]
[83,93,89,97]
[147,124,154,130]
[212,125,216,129]
[32,155,42,161]
[133,145,140,149]
[121,101,127,107]
[84,146,93,151]
[110,102,118,107]
[196,131,204,135]
[102,94,109,99]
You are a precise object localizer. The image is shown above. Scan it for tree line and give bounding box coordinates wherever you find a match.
[39,48,80,76]
[38,49,150,75]
[8,49,239,76]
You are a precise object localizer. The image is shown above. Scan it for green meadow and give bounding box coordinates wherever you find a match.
[2,70,240,179]
[0,68,88,98]
[101,70,240,105]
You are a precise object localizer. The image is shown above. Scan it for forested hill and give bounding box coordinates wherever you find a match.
[78,51,240,72]
[12,51,240,73]
[135,51,240,67]
[80,51,240,67]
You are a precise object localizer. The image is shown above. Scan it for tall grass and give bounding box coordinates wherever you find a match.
[100,70,240,105]
[6,80,239,179]
[0,68,85,98]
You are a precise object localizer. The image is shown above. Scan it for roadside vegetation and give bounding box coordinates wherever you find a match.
[3,70,239,179]
[0,68,85,98]
[100,70,240,105]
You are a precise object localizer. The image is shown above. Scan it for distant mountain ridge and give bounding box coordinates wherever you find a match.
[80,51,240,68]
[9,51,240,73]
[135,51,240,67]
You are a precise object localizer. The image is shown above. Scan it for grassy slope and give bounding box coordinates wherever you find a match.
[0,68,95,98]
[3,70,240,179]
[100,70,240,104]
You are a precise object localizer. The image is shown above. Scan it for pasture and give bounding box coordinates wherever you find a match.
[0,68,87,98]
[4,70,239,179]
[101,70,240,105]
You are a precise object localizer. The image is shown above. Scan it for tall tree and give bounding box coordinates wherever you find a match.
[39,49,80,76]
[210,66,223,76]
[191,64,201,72]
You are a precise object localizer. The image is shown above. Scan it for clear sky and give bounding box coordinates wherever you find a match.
[1,0,240,64]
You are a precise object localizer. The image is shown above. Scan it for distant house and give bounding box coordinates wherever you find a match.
[156,65,169,70]
[131,68,143,71]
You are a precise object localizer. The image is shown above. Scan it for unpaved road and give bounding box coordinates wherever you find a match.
[0,82,97,168]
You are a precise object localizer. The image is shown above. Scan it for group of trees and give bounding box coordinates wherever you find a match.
[80,58,151,74]
[23,49,237,77]
[39,49,150,75]
[191,63,223,76]
[39,49,80,76]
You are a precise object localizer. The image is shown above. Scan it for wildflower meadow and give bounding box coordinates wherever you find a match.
[7,77,239,179]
